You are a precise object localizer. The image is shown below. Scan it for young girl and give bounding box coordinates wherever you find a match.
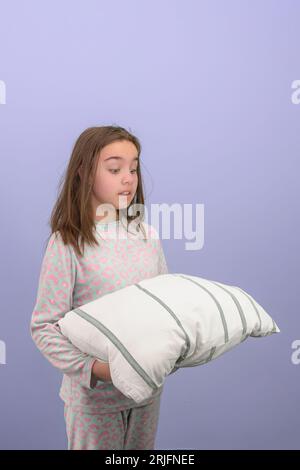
[30,125,169,450]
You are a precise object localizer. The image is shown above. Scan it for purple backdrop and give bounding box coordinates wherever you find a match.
[0,0,299,450]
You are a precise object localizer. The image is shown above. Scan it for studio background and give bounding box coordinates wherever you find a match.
[0,0,298,449]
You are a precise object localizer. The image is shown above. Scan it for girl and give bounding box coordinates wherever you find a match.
[30,125,169,450]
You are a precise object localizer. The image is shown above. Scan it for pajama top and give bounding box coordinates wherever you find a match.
[30,219,169,414]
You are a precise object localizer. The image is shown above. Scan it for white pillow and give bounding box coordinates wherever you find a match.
[58,273,280,404]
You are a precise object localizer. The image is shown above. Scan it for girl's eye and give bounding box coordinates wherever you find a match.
[109,169,138,174]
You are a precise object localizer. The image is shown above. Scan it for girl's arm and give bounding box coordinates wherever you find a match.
[30,232,98,389]
[148,223,169,275]
[157,237,169,275]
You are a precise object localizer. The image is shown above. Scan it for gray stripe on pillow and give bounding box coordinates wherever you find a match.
[271,319,276,333]
[228,286,262,332]
[231,288,277,334]
[73,307,158,391]
[209,281,247,336]
[180,346,217,368]
[175,274,229,343]
[134,283,190,364]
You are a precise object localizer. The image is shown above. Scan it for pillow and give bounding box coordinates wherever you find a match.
[58,273,280,404]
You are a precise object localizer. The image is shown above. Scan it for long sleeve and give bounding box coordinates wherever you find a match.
[30,232,98,389]
[157,238,169,275]
[147,223,169,275]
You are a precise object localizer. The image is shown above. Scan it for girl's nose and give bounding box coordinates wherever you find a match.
[122,172,135,184]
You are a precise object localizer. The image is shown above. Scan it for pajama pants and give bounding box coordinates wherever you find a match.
[63,395,162,450]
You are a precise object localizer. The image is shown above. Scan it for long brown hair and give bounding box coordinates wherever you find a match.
[47,125,147,257]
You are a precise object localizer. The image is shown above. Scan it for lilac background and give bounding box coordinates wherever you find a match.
[0,0,299,450]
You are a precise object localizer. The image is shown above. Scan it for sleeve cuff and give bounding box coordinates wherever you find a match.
[79,356,99,390]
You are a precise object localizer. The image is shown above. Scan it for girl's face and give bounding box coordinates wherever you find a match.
[91,140,139,222]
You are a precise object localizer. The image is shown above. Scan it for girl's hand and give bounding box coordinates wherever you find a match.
[92,360,112,382]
